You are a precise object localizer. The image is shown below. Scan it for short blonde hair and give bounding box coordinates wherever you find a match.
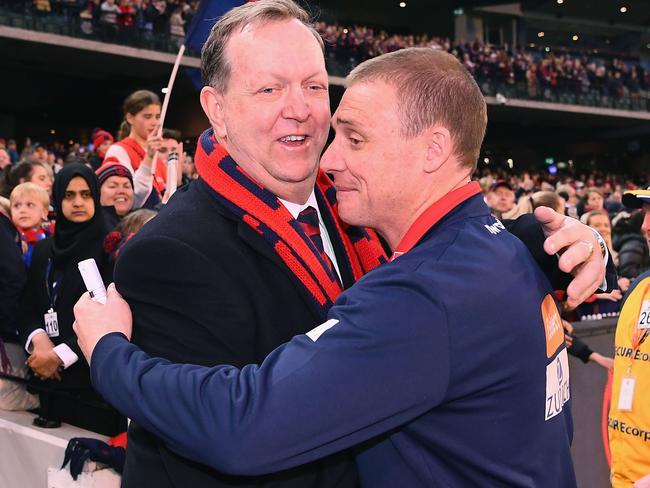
[347,47,487,170]
[10,182,50,210]
[201,0,323,92]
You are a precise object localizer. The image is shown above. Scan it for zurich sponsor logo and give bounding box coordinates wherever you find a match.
[545,349,570,421]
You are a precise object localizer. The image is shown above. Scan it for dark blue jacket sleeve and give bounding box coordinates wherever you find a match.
[91,266,450,475]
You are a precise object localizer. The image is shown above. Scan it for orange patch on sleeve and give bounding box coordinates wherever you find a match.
[541,294,564,358]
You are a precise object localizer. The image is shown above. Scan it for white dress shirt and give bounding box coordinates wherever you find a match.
[279,191,342,281]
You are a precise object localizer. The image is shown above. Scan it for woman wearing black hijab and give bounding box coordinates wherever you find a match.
[20,164,124,435]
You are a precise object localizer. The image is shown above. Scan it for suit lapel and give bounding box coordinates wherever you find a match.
[236,221,324,323]
[315,190,356,289]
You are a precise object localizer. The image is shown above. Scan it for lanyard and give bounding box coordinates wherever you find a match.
[626,281,650,375]
[44,259,58,310]
[391,181,482,261]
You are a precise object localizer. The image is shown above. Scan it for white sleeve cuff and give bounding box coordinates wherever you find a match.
[25,329,47,354]
[52,344,79,369]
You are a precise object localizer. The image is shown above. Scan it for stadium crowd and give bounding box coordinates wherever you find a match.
[3,0,198,46]
[316,22,650,106]
[2,2,649,107]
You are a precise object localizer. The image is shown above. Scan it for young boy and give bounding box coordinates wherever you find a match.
[9,182,53,266]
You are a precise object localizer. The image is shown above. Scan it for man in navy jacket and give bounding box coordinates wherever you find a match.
[75,47,581,486]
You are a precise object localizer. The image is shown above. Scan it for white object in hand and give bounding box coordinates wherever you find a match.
[78,258,107,304]
[166,151,178,198]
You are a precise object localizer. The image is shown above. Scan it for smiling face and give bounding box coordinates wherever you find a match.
[320,80,429,243]
[61,176,95,223]
[100,175,134,216]
[205,19,330,203]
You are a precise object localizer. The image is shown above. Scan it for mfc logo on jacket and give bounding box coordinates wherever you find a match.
[484,220,505,235]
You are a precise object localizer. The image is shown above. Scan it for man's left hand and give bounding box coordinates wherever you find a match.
[73,284,132,364]
[534,206,606,309]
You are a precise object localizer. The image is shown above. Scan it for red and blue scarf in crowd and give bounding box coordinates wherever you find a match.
[21,222,55,267]
[194,128,387,319]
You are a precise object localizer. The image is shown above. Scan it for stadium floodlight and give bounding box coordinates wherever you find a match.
[399,2,406,7]
[620,6,627,13]
[556,0,564,4]
[538,31,545,38]
[572,35,579,41]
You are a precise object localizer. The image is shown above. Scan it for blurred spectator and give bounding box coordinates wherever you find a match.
[152,128,183,197]
[96,162,135,229]
[9,183,53,267]
[19,163,123,435]
[87,129,114,171]
[581,187,605,215]
[486,179,515,218]
[181,153,197,184]
[0,148,11,171]
[613,210,650,280]
[100,0,120,40]
[578,210,623,315]
[104,89,161,209]
[7,139,19,164]
[103,207,156,263]
[0,161,53,199]
[168,5,184,47]
[582,210,616,263]
[0,208,26,342]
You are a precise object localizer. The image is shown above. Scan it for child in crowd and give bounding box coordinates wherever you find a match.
[103,208,156,263]
[9,182,54,266]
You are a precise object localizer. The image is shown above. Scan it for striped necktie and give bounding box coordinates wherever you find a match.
[297,206,339,282]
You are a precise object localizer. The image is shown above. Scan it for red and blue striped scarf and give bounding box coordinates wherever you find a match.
[194,128,387,319]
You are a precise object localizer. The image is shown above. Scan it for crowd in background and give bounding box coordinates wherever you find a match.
[0,89,198,434]
[2,0,197,46]
[316,22,650,105]
[3,2,649,106]
[478,167,650,315]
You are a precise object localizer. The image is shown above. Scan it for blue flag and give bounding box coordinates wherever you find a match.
[185,0,246,52]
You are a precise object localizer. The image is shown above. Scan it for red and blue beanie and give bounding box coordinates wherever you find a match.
[95,162,133,188]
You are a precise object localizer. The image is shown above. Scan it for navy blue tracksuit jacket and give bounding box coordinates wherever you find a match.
[91,193,577,487]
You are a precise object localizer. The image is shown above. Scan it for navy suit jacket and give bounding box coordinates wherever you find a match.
[114,178,360,488]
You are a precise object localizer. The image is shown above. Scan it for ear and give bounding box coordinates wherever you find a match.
[423,126,453,173]
[125,112,135,126]
[41,207,48,221]
[200,87,227,139]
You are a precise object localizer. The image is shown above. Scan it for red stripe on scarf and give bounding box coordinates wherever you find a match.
[196,142,342,305]
[194,130,386,316]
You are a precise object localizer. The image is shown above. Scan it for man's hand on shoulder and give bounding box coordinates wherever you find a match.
[73,284,133,364]
[534,206,606,309]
